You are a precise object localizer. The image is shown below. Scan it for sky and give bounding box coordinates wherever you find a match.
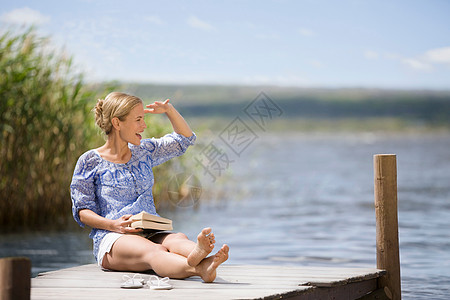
[1,0,450,89]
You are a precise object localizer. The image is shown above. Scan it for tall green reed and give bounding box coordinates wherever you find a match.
[0,28,200,229]
[0,28,105,229]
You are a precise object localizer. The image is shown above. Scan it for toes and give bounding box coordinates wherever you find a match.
[201,228,212,236]
[221,244,229,254]
[216,245,228,256]
[201,228,215,246]
[212,245,229,266]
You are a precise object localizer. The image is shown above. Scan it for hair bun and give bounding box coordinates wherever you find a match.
[95,99,104,114]
[94,99,105,130]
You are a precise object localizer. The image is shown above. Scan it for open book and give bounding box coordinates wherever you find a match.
[130,211,173,231]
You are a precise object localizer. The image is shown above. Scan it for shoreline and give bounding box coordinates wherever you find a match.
[189,116,450,135]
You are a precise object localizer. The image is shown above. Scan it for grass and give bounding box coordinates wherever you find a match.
[0,28,98,228]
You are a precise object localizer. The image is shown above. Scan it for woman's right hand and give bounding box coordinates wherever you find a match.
[111,214,143,234]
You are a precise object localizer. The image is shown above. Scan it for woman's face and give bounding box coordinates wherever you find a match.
[118,103,147,145]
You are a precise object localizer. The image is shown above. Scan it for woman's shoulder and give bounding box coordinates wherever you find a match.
[75,149,103,171]
[78,149,100,161]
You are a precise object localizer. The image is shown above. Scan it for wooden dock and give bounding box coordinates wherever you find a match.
[31,263,386,299]
[3,154,398,299]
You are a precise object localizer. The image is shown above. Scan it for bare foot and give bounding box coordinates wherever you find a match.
[196,244,229,283]
[187,228,215,267]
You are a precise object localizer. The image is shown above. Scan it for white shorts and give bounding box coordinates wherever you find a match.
[97,232,123,268]
[97,230,172,269]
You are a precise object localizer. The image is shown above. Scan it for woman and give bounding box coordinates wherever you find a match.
[70,92,229,283]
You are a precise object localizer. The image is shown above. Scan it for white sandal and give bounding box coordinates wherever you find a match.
[148,275,173,290]
[120,274,145,289]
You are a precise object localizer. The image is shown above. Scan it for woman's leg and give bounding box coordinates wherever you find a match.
[101,234,229,282]
[155,228,216,267]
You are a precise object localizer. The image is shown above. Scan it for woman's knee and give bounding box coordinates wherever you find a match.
[171,232,188,240]
[163,232,188,243]
[160,232,188,246]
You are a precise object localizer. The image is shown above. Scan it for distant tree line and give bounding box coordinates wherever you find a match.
[172,95,449,126]
[126,83,450,125]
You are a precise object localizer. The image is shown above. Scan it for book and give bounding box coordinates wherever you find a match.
[131,211,172,224]
[130,211,173,230]
[130,220,173,231]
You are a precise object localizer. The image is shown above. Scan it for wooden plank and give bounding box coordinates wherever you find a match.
[31,287,313,300]
[0,257,31,300]
[34,264,385,280]
[31,264,385,300]
[37,264,384,278]
[298,279,378,300]
[356,287,391,300]
[374,154,402,300]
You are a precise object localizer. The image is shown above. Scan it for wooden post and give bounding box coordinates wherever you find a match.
[374,154,401,300]
[0,257,31,300]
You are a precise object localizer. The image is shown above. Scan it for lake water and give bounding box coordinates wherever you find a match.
[1,132,449,299]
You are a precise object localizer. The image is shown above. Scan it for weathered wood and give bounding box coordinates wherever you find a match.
[31,263,385,300]
[374,154,401,300]
[298,278,377,300]
[356,287,391,300]
[0,257,31,300]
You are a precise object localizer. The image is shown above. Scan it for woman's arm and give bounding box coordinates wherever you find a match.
[145,99,193,137]
[79,209,143,234]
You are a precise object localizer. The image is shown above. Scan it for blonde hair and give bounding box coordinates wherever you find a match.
[94,92,143,135]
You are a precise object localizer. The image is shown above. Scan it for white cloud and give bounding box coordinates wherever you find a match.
[364,50,379,60]
[401,58,433,71]
[298,27,315,37]
[187,16,215,31]
[0,7,50,25]
[423,47,450,64]
[398,46,450,72]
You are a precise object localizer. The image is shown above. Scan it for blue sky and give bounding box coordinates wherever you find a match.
[1,0,450,89]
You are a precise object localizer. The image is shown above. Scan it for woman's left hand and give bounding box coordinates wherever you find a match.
[145,99,173,114]
[144,98,193,137]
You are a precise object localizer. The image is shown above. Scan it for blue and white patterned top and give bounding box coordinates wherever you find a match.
[70,132,196,261]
